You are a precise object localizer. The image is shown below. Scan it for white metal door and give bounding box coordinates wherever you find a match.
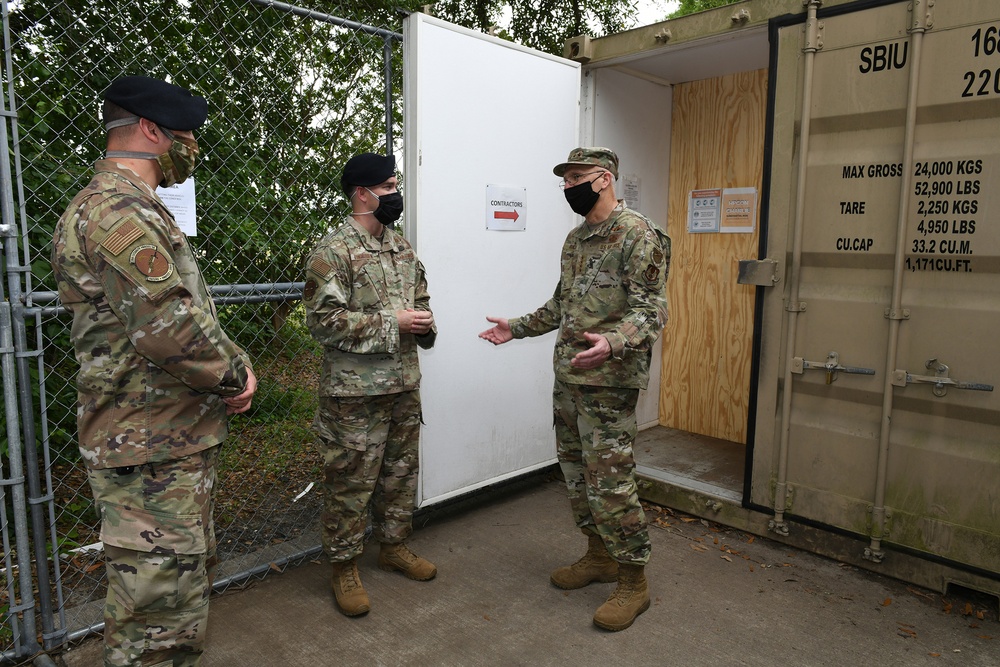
[403,14,581,505]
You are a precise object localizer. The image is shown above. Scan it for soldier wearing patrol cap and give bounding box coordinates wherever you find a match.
[303,152,437,617]
[480,147,670,632]
[51,75,257,666]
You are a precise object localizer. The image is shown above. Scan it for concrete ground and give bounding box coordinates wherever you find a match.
[55,478,997,666]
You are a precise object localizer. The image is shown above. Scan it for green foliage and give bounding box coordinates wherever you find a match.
[10,0,411,307]
[0,602,10,645]
[431,0,638,55]
[669,0,742,19]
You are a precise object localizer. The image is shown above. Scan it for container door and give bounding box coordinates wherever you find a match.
[402,14,580,506]
[755,0,1000,574]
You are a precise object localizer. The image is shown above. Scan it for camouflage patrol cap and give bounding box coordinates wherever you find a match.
[552,147,619,179]
[340,152,396,197]
[104,75,207,131]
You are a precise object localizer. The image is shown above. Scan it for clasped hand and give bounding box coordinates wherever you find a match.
[398,308,434,335]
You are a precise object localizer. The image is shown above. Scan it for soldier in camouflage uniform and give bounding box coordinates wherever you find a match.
[51,76,257,667]
[304,152,437,617]
[480,147,670,632]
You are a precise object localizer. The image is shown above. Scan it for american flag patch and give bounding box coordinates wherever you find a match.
[310,257,333,277]
[101,220,144,256]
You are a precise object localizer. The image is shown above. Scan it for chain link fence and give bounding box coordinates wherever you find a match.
[0,0,410,660]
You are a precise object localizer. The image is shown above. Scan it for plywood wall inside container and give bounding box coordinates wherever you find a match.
[660,69,767,443]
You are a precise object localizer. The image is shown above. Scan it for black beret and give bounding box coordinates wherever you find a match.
[340,153,396,196]
[104,75,208,131]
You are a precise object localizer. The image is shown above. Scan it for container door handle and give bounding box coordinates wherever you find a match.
[791,351,876,384]
[891,358,995,397]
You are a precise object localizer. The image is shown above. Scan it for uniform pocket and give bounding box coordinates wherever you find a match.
[313,396,370,451]
[99,502,207,555]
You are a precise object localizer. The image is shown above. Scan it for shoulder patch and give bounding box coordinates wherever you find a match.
[100,218,146,256]
[643,264,660,284]
[130,245,175,282]
[303,279,318,300]
[310,257,334,279]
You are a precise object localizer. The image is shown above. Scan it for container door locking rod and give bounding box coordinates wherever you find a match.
[791,351,876,384]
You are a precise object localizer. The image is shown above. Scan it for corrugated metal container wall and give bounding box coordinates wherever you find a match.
[757,0,999,584]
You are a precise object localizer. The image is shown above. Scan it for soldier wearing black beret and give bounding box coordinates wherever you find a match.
[104,74,208,131]
[101,75,208,189]
[51,75,257,666]
[340,152,396,197]
[304,153,438,616]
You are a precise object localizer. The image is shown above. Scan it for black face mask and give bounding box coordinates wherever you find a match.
[563,178,601,216]
[369,190,404,226]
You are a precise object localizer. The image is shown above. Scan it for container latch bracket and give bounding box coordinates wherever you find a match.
[737,258,779,286]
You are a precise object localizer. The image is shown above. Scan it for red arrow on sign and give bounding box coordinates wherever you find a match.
[493,210,519,222]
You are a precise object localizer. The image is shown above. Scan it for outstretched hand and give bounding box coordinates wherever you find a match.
[479,316,513,345]
[570,332,611,369]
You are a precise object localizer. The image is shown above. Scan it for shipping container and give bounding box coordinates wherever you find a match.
[570,0,1000,599]
[403,0,1000,601]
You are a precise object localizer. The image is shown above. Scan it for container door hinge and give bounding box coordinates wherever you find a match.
[783,484,794,510]
[909,0,934,33]
[803,8,824,52]
[892,358,994,397]
[737,258,780,286]
[791,351,876,384]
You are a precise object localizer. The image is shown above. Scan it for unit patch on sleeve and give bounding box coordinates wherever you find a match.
[303,279,318,300]
[130,245,174,282]
[643,263,660,284]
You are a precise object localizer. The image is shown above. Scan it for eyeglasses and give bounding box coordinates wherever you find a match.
[558,170,606,189]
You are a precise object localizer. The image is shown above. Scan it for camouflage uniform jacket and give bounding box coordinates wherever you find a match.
[304,218,435,398]
[51,160,250,470]
[509,203,670,390]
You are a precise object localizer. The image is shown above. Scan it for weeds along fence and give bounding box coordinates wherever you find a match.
[0,0,403,660]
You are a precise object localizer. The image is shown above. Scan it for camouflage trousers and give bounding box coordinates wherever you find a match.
[87,447,220,667]
[314,390,421,563]
[552,379,650,565]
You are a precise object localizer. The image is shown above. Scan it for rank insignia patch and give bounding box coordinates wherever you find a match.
[130,245,174,282]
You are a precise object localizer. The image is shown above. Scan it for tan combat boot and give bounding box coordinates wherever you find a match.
[550,531,618,590]
[330,558,370,616]
[592,563,650,631]
[378,542,437,581]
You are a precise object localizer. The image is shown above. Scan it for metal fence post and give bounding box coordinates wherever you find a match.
[1,203,40,661]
